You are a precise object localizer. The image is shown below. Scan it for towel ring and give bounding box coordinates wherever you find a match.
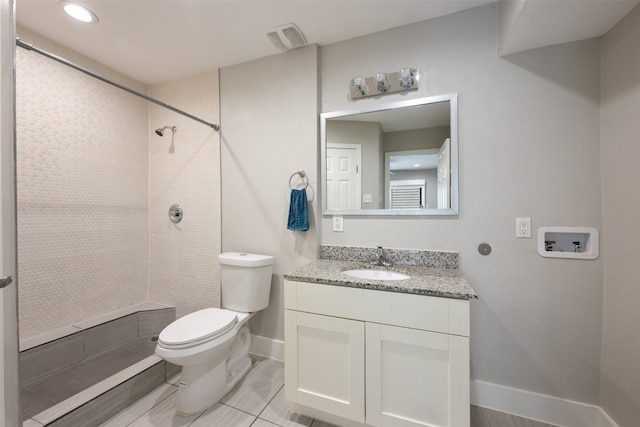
[289,171,309,189]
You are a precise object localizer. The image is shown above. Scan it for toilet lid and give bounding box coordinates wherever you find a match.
[158,308,238,349]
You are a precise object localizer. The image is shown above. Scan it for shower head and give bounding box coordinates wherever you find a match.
[155,126,177,137]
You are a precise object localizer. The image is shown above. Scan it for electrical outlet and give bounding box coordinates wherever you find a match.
[332,215,344,232]
[516,217,531,238]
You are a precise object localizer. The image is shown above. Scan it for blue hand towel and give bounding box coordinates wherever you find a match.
[287,188,309,231]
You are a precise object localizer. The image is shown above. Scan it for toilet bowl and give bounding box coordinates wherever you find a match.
[154,252,274,416]
[155,309,253,415]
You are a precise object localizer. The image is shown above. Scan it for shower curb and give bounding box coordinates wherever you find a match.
[24,355,173,427]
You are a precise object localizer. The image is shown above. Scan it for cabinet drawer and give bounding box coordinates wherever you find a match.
[285,280,469,336]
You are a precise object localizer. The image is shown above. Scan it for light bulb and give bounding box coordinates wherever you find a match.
[60,1,98,23]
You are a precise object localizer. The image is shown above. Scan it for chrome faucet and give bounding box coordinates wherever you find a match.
[372,246,392,267]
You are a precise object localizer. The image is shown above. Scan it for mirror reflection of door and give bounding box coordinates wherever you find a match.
[385,147,440,209]
[437,138,451,209]
[326,142,361,210]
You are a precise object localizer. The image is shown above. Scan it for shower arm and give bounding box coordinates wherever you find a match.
[16,37,220,132]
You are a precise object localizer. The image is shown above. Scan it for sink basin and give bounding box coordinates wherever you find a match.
[342,269,410,281]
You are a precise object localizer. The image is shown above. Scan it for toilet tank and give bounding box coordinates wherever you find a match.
[219,252,274,312]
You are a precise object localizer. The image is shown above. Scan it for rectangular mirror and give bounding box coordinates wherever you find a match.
[321,93,458,216]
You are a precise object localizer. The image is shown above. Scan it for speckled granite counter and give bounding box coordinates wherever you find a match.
[284,259,477,300]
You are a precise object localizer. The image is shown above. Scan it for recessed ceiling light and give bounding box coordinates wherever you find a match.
[59,1,98,24]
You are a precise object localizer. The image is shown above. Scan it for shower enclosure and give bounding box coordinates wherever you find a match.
[13,26,222,425]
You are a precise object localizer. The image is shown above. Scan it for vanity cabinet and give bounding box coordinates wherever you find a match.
[284,279,470,427]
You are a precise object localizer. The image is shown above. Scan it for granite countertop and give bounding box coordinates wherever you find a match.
[284,259,478,300]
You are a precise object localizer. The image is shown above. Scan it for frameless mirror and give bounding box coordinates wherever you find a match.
[321,93,458,216]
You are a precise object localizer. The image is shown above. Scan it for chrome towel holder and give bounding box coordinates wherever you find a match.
[289,171,309,190]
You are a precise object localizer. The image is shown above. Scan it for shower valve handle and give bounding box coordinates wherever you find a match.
[0,276,13,289]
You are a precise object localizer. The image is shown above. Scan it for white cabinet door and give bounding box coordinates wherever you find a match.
[365,323,469,427]
[285,310,366,423]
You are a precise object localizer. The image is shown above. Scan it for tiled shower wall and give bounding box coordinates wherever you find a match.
[16,28,150,340]
[148,71,221,318]
[16,27,222,340]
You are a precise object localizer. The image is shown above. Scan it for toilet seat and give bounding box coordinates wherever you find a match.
[158,308,238,349]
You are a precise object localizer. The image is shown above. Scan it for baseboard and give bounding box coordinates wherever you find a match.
[247,339,620,427]
[595,408,621,427]
[249,334,284,362]
[471,379,619,427]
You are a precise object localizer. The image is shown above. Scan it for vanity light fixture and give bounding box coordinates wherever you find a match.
[398,68,417,89]
[59,1,99,23]
[349,68,419,100]
[375,72,390,93]
[351,77,368,97]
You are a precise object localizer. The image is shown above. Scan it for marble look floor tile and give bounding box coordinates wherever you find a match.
[483,407,559,427]
[127,393,201,427]
[99,382,177,426]
[258,387,313,427]
[166,372,181,385]
[251,419,280,427]
[221,358,285,416]
[471,404,491,427]
[309,420,341,427]
[190,403,256,427]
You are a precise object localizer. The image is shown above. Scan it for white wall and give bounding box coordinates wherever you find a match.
[148,71,221,318]
[321,4,603,405]
[220,45,318,342]
[14,28,222,339]
[15,27,149,340]
[600,4,640,426]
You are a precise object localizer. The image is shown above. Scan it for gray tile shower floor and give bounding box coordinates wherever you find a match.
[21,335,158,420]
[98,357,560,427]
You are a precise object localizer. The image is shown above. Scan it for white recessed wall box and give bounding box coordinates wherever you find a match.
[537,226,599,259]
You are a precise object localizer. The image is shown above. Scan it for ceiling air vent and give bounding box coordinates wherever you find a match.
[267,23,307,51]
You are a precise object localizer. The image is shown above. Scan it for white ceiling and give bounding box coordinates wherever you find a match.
[331,101,450,132]
[15,0,639,85]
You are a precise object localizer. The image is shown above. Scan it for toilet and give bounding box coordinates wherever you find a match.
[155,252,274,416]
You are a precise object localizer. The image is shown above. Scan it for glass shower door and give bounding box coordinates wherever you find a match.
[0,0,20,425]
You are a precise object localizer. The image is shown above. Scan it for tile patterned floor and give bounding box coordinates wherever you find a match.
[99,357,560,427]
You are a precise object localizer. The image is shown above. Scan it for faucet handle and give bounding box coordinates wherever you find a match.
[373,246,392,267]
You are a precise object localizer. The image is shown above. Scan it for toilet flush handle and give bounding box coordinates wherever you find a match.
[0,276,13,289]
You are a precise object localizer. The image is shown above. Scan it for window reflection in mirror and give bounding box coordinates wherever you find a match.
[321,94,458,216]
